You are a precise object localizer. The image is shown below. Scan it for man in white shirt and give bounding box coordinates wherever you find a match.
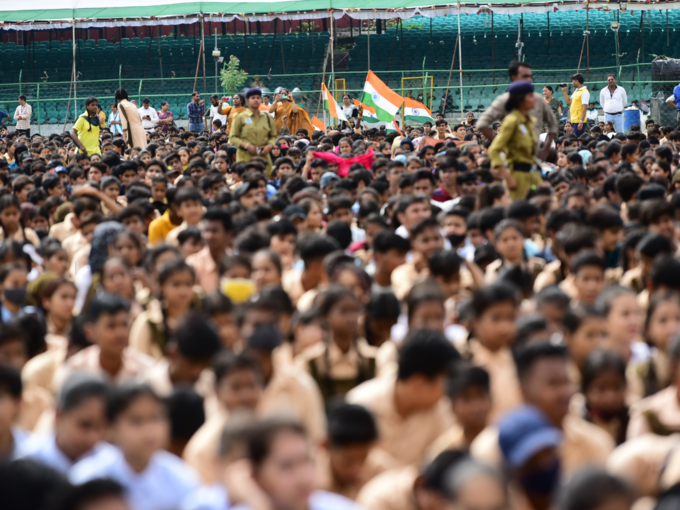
[209,95,228,132]
[586,103,599,126]
[599,74,627,134]
[14,94,32,137]
[138,97,159,133]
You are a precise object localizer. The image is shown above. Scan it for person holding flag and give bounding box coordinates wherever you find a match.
[321,84,348,129]
[361,71,403,125]
[340,93,361,130]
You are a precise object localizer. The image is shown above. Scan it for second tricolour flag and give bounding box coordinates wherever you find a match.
[361,71,403,123]
[322,84,347,122]
[403,97,433,124]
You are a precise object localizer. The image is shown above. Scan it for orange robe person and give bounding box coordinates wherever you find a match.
[274,99,314,135]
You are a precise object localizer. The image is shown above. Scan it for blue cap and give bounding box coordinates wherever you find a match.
[507,80,535,96]
[320,172,339,189]
[499,405,562,468]
[246,87,262,99]
[53,166,68,174]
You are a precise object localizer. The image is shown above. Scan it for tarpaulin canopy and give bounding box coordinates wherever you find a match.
[1,0,678,28]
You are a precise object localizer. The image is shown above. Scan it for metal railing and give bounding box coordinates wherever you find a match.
[0,62,672,134]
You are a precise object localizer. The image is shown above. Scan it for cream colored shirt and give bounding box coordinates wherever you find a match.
[471,413,615,480]
[53,345,155,394]
[628,386,680,439]
[346,376,453,467]
[186,246,220,294]
[356,465,419,510]
[62,231,88,261]
[49,213,77,242]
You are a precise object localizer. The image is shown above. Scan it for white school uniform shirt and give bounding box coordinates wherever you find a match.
[180,484,230,510]
[19,433,110,474]
[8,427,33,460]
[70,446,200,510]
[231,491,366,510]
[138,106,159,131]
[600,85,628,114]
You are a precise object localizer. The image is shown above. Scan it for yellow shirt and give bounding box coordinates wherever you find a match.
[148,209,181,246]
[570,86,589,123]
[73,115,102,155]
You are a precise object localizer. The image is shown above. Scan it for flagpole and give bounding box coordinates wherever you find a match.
[457,3,464,123]
[330,13,336,128]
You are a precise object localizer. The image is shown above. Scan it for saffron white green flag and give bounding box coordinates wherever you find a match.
[361,71,403,123]
[352,99,379,124]
[322,84,347,122]
[403,97,433,124]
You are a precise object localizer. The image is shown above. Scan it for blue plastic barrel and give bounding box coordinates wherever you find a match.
[623,109,641,133]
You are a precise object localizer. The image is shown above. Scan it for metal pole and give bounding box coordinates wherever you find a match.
[367,24,371,70]
[158,37,164,80]
[491,12,495,85]
[214,28,219,94]
[201,16,207,96]
[457,3,464,123]
[37,84,41,136]
[330,13,335,111]
[73,20,77,122]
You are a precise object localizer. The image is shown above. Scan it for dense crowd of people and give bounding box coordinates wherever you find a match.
[3,58,680,510]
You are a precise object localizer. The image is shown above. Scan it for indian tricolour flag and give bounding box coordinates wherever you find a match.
[403,98,433,124]
[361,71,403,123]
[385,119,404,136]
[311,116,325,132]
[321,84,347,122]
[352,99,379,124]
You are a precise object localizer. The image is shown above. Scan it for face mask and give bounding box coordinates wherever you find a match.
[281,94,288,100]
[448,233,467,248]
[4,287,27,306]
[519,460,561,496]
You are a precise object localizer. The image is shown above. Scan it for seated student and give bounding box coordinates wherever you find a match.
[315,402,395,500]
[0,263,31,324]
[620,232,672,294]
[265,219,297,272]
[166,386,205,458]
[186,208,234,294]
[571,250,606,306]
[464,283,522,420]
[428,364,492,458]
[282,234,339,306]
[586,205,624,270]
[371,230,410,295]
[471,343,615,479]
[70,383,200,510]
[296,286,378,402]
[68,213,103,277]
[391,218,444,301]
[347,329,459,467]
[148,187,183,246]
[129,259,197,359]
[580,350,629,446]
[139,313,221,417]
[0,365,32,461]
[202,291,240,352]
[60,198,99,260]
[165,187,205,246]
[183,352,263,483]
[534,224,600,297]
[210,418,359,510]
[562,306,607,386]
[150,174,169,215]
[356,449,467,510]
[54,294,155,392]
[177,226,203,259]
[117,206,146,242]
[20,374,109,473]
[628,331,680,439]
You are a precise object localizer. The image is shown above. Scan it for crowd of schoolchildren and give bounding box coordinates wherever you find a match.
[4,62,680,510]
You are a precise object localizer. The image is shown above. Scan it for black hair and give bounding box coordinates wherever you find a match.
[57,374,109,413]
[562,306,604,336]
[410,217,441,240]
[325,221,353,250]
[558,469,631,510]
[0,364,22,399]
[106,382,164,422]
[397,329,460,380]
[372,230,410,254]
[470,282,518,318]
[571,250,606,274]
[175,186,204,206]
[213,351,262,385]
[581,350,626,394]
[298,234,340,266]
[508,60,532,79]
[327,196,353,216]
[429,249,462,279]
[166,386,205,442]
[650,255,680,291]
[245,418,307,467]
[507,200,540,221]
[479,206,506,236]
[515,343,568,382]
[177,226,203,246]
[202,291,234,317]
[266,219,297,238]
[171,313,222,361]
[406,281,446,322]
[594,285,635,317]
[558,225,599,257]
[615,173,644,202]
[586,205,623,231]
[640,198,674,226]
[87,293,130,323]
[447,363,490,398]
[637,233,672,258]
[326,402,378,446]
[0,459,72,510]
[57,478,126,510]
